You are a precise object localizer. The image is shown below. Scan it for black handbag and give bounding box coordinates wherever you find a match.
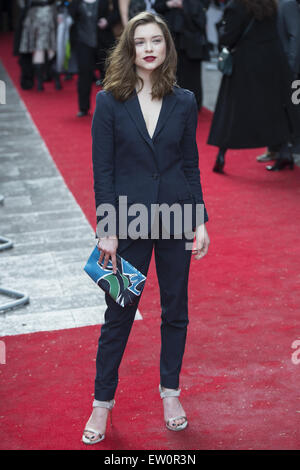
[218,18,255,76]
[218,46,233,76]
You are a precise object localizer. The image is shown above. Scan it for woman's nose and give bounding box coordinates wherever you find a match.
[144,41,153,52]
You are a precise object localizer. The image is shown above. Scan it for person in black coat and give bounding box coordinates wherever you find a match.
[69,0,120,117]
[154,0,210,110]
[257,0,300,167]
[207,0,300,173]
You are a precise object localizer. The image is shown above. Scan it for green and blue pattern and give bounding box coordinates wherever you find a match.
[84,246,147,307]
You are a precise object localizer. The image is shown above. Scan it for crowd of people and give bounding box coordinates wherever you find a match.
[10,0,300,172]
[13,0,210,114]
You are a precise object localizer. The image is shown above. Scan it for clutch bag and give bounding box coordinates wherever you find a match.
[84,245,147,308]
[218,47,233,76]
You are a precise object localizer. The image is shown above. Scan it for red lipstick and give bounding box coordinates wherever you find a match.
[143,56,156,62]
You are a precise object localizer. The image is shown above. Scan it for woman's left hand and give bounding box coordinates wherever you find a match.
[192,224,210,260]
[98,18,108,29]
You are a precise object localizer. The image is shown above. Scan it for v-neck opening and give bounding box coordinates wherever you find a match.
[134,89,164,141]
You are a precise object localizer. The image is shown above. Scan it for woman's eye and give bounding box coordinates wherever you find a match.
[135,41,144,46]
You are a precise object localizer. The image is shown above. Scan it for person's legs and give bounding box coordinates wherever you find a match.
[256,144,280,162]
[32,50,45,91]
[19,54,34,90]
[266,141,294,171]
[154,235,192,429]
[154,236,192,390]
[177,50,203,111]
[83,236,154,443]
[213,147,227,173]
[76,42,96,114]
[94,237,154,401]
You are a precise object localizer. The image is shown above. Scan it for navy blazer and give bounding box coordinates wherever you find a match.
[92,85,208,238]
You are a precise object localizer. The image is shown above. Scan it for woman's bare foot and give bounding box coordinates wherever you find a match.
[160,386,187,429]
[83,407,110,442]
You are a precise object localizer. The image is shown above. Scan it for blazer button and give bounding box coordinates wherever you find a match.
[152,173,160,179]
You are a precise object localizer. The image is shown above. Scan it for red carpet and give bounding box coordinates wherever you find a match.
[1,33,300,450]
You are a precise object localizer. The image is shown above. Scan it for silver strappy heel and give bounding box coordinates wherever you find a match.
[82,399,115,445]
[159,385,188,431]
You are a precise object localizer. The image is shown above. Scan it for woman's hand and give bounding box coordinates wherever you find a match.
[98,18,108,29]
[97,236,118,274]
[166,0,183,8]
[192,224,210,260]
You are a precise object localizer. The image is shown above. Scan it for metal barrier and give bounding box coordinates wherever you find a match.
[0,195,30,313]
[0,287,30,313]
[0,235,13,251]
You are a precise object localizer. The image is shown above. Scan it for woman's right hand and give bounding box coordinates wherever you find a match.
[166,0,183,8]
[97,236,118,274]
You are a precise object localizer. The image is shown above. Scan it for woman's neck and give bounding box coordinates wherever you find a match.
[136,69,153,95]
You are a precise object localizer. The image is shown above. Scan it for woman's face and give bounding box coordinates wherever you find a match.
[134,22,166,74]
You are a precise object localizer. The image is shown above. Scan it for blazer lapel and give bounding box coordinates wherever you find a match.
[152,89,178,141]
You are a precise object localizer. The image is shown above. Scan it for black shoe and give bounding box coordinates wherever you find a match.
[213,149,226,173]
[77,110,89,117]
[54,72,62,90]
[266,154,294,171]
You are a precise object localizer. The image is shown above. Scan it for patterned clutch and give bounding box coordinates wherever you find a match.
[84,245,147,308]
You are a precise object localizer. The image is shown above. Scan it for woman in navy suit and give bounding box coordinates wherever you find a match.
[82,11,210,445]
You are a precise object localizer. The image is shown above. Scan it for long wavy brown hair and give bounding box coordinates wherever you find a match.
[102,12,177,101]
[237,0,278,20]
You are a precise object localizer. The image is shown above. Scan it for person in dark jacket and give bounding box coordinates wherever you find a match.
[207,0,300,173]
[14,1,34,90]
[18,0,59,91]
[69,0,120,117]
[257,0,300,167]
[278,0,300,78]
[82,11,209,445]
[154,0,210,110]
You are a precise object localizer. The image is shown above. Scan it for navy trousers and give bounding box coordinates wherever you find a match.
[94,234,193,401]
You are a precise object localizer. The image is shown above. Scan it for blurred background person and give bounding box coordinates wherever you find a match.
[18,0,59,91]
[207,0,300,173]
[154,0,210,111]
[97,0,121,85]
[69,0,120,117]
[0,0,14,31]
[56,0,76,83]
[14,0,34,90]
[118,0,156,27]
[257,0,300,167]
[205,0,226,65]
[278,0,300,79]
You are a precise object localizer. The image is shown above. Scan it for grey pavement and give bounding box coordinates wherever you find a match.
[203,60,222,112]
[0,61,141,336]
